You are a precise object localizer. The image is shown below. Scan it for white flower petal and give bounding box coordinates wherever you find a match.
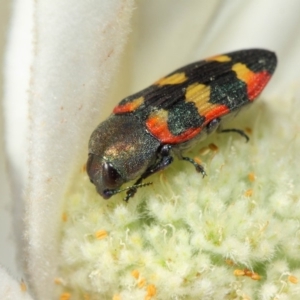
[16,0,134,297]
[126,1,222,91]
[2,0,34,274]
[0,266,33,300]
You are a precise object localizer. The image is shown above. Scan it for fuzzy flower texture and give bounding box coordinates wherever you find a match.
[61,100,300,300]
[2,1,300,300]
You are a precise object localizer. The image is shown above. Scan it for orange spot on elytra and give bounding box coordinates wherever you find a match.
[207,55,231,62]
[204,105,230,121]
[146,110,201,144]
[185,83,229,122]
[155,72,187,86]
[232,63,271,100]
[113,96,144,114]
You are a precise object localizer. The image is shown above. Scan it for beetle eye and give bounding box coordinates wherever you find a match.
[102,161,122,189]
[103,189,114,199]
[86,154,98,183]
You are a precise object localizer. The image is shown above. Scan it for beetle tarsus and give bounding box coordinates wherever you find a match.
[182,156,206,178]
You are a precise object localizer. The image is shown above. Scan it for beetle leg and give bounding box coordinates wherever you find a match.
[182,156,206,177]
[124,146,174,201]
[205,118,221,134]
[206,118,249,142]
[218,127,249,142]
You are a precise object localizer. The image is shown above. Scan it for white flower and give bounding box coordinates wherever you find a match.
[2,1,300,299]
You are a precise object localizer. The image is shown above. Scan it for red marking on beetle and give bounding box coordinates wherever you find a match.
[247,71,271,100]
[204,105,230,121]
[113,96,144,114]
[146,114,201,144]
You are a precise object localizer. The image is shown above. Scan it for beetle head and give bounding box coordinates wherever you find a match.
[87,115,161,199]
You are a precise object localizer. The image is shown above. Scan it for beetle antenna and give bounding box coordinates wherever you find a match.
[123,182,153,202]
[104,182,152,200]
[121,182,152,193]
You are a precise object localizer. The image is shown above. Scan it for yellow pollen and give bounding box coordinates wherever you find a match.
[244,189,253,197]
[209,143,218,152]
[144,284,157,299]
[60,293,71,300]
[95,229,108,239]
[138,278,146,288]
[288,275,298,284]
[20,280,27,292]
[62,212,68,222]
[248,172,256,182]
[234,269,245,276]
[131,270,140,279]
[251,273,261,280]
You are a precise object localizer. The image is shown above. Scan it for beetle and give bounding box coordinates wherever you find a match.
[87,49,277,201]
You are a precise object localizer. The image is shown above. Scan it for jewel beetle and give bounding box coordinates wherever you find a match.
[87,49,277,201]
